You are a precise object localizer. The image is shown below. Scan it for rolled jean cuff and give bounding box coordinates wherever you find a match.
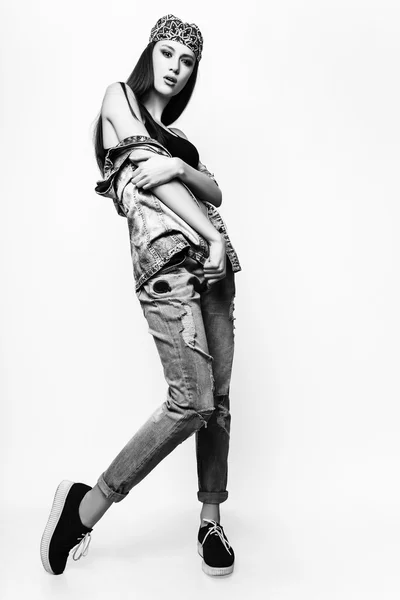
[198,490,228,504]
[97,474,128,503]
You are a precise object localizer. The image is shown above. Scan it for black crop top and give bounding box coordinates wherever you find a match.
[120,82,200,169]
[161,128,200,169]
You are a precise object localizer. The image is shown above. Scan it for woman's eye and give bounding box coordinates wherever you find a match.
[162,50,192,67]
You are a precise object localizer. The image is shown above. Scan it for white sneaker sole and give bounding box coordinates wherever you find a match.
[40,479,75,575]
[197,540,234,576]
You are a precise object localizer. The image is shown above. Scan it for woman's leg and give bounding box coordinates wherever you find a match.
[93,256,217,507]
[78,484,114,527]
[78,256,236,529]
[197,257,236,526]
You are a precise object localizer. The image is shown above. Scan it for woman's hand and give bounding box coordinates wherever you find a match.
[131,153,209,217]
[204,235,227,286]
[131,155,180,189]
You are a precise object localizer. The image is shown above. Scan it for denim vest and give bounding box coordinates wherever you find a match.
[94,135,242,292]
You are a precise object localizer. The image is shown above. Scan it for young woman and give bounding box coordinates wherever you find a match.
[40,14,242,578]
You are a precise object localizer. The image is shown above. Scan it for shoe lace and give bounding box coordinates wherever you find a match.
[201,518,233,555]
[72,531,92,561]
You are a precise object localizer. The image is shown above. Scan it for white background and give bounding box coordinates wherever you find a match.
[1,0,400,598]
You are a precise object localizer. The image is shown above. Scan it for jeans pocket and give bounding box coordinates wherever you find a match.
[159,248,189,274]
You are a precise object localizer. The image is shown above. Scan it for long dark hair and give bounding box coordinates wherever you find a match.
[92,40,199,175]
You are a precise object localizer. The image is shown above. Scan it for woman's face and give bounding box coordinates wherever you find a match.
[152,40,196,97]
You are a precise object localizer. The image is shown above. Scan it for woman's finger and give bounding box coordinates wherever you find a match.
[204,269,225,280]
[131,152,151,163]
[140,176,153,188]
[132,172,146,185]
[203,264,223,272]
[206,278,220,287]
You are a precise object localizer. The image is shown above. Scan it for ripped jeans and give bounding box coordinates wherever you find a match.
[96,248,237,505]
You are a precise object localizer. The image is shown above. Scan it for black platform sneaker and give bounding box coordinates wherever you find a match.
[40,480,94,575]
[197,518,235,576]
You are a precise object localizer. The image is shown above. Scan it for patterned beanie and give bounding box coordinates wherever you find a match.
[149,14,204,62]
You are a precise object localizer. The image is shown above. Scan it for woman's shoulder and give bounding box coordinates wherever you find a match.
[102,82,143,122]
[104,81,137,99]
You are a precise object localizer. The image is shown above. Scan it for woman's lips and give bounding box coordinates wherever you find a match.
[164,77,176,86]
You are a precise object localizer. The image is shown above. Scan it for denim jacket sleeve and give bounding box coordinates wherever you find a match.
[95,135,205,218]
[94,135,242,279]
[94,135,236,253]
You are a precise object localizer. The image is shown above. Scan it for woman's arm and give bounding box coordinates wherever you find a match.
[170,127,222,208]
[102,83,222,243]
[149,179,221,242]
[175,159,222,207]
